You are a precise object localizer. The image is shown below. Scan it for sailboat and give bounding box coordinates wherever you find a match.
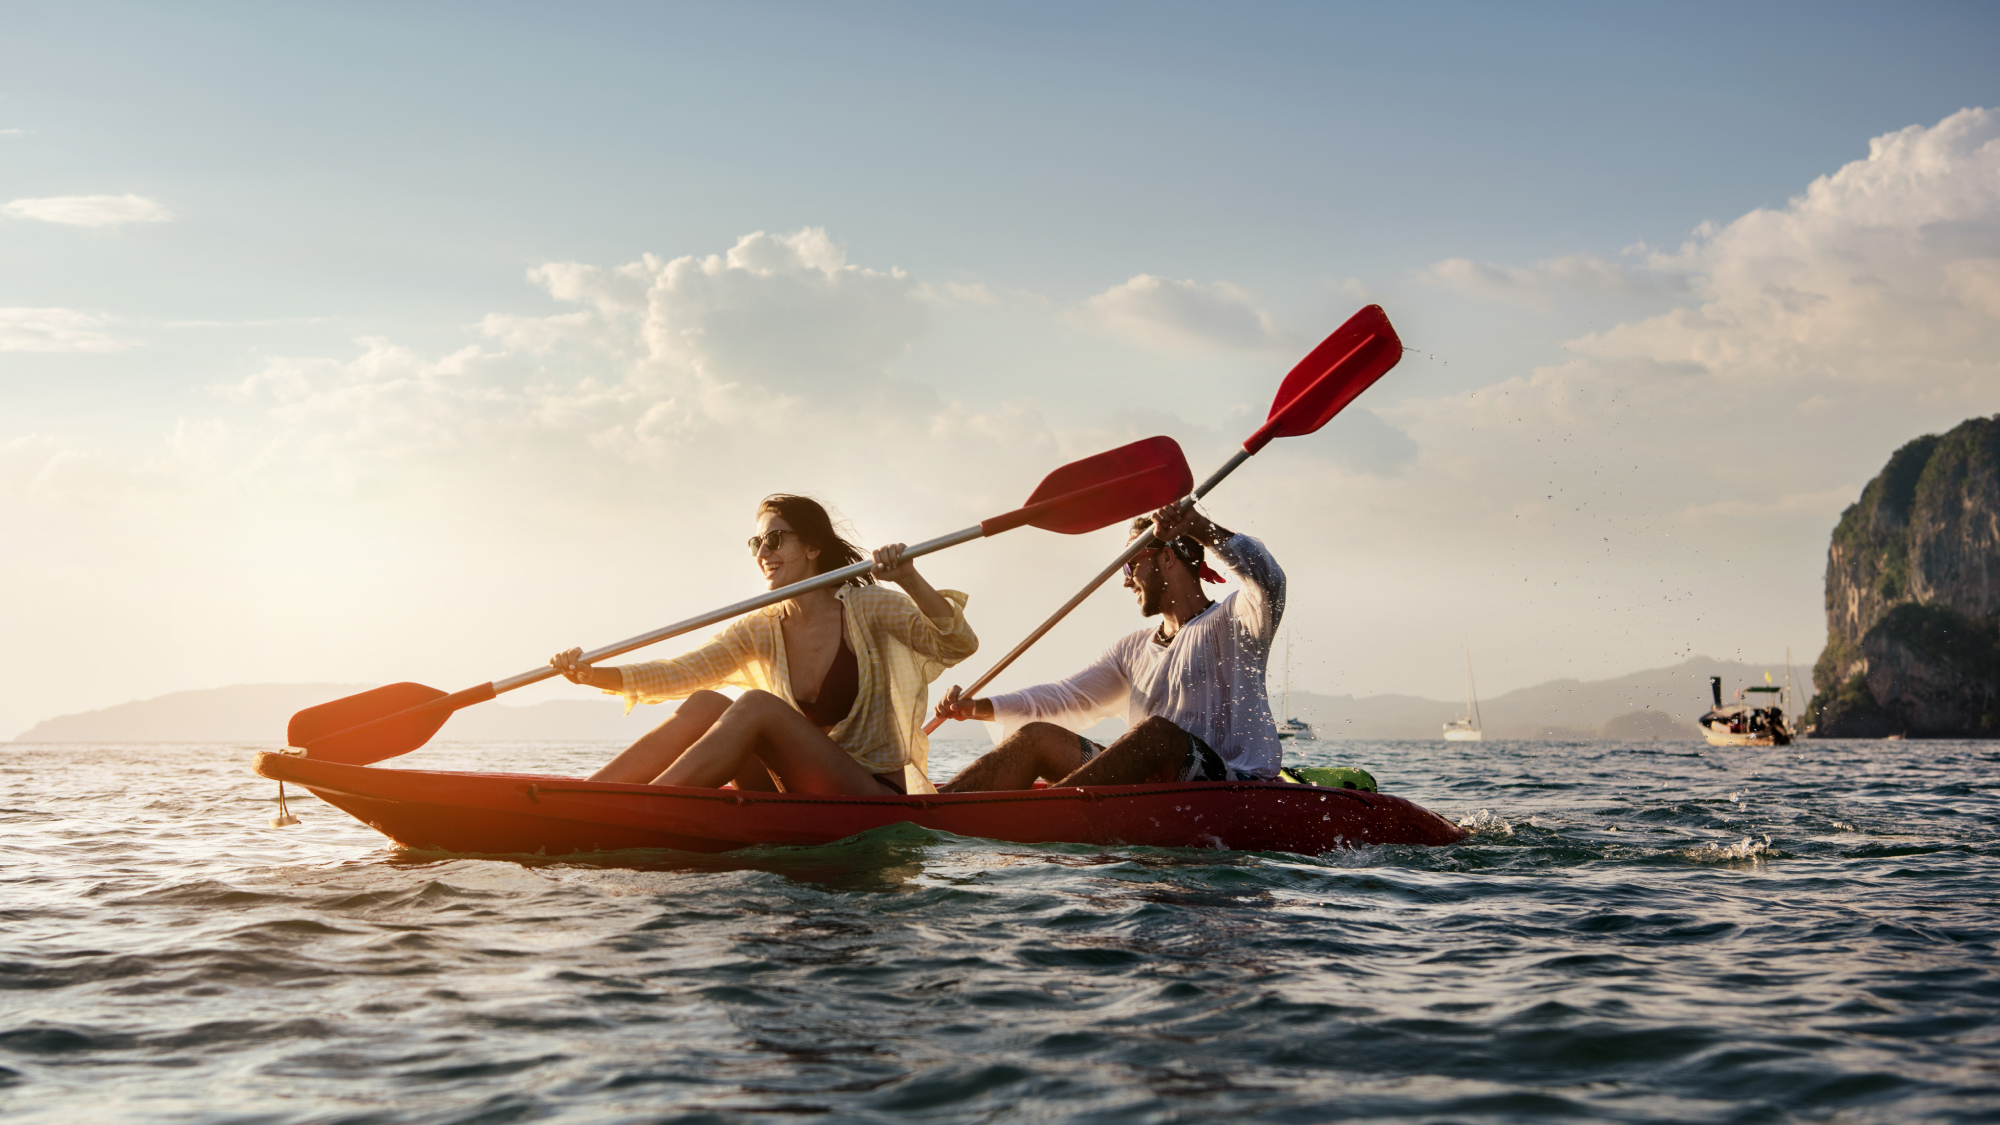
[1442,645,1483,741]
[1277,629,1315,741]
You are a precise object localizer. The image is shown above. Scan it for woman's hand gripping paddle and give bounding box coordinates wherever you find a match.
[924,304,1403,734]
[286,436,1194,765]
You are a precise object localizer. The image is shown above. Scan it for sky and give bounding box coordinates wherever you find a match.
[3,1,1997,738]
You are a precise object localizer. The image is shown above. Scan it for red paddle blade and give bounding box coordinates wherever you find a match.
[981,435,1193,536]
[1244,305,1403,454]
[287,682,450,764]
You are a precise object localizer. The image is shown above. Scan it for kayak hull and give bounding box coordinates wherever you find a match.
[253,751,1467,856]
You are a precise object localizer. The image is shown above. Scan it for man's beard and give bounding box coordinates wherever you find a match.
[1138,578,1163,617]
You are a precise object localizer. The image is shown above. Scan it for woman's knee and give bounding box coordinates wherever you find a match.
[664,690,731,727]
[1133,715,1181,738]
[730,689,792,717]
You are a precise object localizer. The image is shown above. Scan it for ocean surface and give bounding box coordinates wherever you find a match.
[2,736,1996,1124]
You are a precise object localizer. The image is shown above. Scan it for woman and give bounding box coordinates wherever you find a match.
[549,495,977,795]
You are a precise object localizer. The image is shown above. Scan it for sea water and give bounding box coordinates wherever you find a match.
[2,737,1995,1124]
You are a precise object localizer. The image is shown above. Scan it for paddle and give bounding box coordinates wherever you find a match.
[288,435,1195,765]
[923,304,1403,735]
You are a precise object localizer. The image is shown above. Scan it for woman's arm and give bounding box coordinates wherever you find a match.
[549,617,759,706]
[870,542,952,620]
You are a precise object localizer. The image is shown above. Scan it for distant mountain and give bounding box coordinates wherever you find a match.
[1278,657,1796,741]
[10,682,659,744]
[12,657,1799,744]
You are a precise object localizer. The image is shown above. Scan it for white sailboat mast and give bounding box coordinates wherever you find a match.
[1465,644,1483,731]
[1283,628,1292,721]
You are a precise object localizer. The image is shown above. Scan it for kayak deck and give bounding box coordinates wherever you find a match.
[253,751,1467,856]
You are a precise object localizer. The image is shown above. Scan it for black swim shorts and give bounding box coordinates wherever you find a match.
[1077,726,1249,781]
[1177,729,1235,782]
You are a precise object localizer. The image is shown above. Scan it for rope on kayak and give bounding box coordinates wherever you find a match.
[269,781,301,828]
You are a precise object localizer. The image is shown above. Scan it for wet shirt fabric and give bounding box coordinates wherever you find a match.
[609,585,977,793]
[986,534,1286,778]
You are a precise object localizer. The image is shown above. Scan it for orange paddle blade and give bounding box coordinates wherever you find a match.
[287,682,455,764]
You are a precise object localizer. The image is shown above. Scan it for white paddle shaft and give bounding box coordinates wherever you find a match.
[490,525,986,694]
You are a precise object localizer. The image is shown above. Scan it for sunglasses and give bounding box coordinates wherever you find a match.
[747,529,798,555]
[1123,548,1162,579]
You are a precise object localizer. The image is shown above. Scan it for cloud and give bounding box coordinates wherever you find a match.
[2,194,173,227]
[481,228,926,400]
[181,228,1113,520]
[1073,274,1284,353]
[1393,106,2000,537]
[1423,251,1683,309]
[0,308,128,352]
[1580,107,2000,391]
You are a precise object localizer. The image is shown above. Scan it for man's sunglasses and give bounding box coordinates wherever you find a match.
[747,529,797,555]
[1122,548,1161,579]
[1124,539,1200,579]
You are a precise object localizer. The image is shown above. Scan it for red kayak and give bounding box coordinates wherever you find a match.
[253,751,1467,856]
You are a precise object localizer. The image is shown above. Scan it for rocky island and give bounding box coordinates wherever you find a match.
[1809,416,2000,738]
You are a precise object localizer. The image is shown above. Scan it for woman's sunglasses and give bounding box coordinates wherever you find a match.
[747,529,797,555]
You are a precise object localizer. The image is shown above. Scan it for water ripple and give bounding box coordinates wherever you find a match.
[2,739,1997,1122]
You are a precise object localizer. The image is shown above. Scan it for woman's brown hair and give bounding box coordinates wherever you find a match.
[758,494,873,586]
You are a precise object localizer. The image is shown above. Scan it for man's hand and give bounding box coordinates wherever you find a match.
[1150,503,1224,547]
[933,684,993,723]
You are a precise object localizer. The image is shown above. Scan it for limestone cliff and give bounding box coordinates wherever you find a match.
[1809,416,2000,737]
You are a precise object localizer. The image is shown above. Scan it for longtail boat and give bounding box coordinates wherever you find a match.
[253,751,1467,856]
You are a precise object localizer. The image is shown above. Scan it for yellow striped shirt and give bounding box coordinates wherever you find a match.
[606,584,977,793]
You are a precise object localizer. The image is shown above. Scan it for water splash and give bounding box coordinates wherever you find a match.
[1684,833,1771,863]
[1457,808,1514,837]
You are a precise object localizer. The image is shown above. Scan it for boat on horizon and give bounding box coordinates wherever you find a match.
[1443,644,1483,741]
[1698,674,1793,747]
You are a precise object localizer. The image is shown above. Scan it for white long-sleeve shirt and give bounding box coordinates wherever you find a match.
[987,533,1286,778]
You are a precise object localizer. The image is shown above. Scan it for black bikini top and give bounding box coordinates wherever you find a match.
[796,629,859,728]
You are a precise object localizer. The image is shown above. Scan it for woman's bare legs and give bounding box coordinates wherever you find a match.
[587,691,741,783]
[658,690,893,795]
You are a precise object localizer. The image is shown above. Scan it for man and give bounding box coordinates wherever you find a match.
[934,502,1283,790]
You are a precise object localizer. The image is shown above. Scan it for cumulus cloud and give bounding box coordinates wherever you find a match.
[1579,107,2000,393]
[2,194,174,227]
[180,228,1106,521]
[1074,274,1284,353]
[480,228,925,401]
[1393,106,2000,554]
[0,308,128,352]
